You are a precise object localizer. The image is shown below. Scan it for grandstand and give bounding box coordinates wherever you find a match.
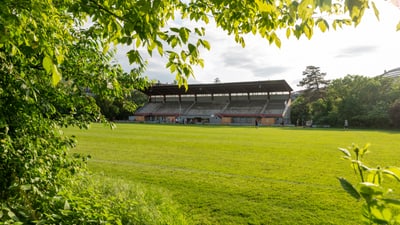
[133,80,293,125]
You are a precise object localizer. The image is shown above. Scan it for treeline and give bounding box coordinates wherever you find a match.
[291,74,400,129]
[96,90,148,121]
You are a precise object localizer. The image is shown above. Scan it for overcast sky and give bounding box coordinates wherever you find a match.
[116,1,400,91]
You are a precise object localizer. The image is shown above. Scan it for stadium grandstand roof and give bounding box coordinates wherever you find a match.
[381,67,400,78]
[142,80,293,96]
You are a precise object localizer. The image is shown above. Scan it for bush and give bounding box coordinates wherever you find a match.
[1,172,190,225]
[338,144,400,224]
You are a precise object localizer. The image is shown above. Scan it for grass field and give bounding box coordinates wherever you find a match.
[66,123,400,224]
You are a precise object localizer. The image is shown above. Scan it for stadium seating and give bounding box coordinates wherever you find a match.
[134,80,293,125]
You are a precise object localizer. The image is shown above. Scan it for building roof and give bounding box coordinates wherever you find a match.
[382,67,400,78]
[142,80,293,96]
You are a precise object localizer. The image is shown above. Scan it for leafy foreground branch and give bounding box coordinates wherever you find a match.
[338,144,400,224]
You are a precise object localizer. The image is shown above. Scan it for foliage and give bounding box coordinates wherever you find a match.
[290,95,311,125]
[295,75,400,128]
[298,65,330,101]
[1,0,146,222]
[0,0,392,223]
[1,172,190,224]
[389,99,400,128]
[96,90,148,121]
[338,143,400,224]
[292,66,331,125]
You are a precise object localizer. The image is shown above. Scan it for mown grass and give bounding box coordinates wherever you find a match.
[66,124,400,224]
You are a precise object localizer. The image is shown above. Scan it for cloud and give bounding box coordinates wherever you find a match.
[221,49,253,68]
[252,66,289,78]
[335,45,378,58]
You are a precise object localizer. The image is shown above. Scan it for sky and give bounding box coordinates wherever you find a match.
[116,1,400,91]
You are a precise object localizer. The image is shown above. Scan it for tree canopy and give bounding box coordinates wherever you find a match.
[291,74,400,128]
[1,0,390,88]
[1,0,396,223]
[298,66,330,91]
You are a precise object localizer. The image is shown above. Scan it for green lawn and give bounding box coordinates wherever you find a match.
[66,124,400,224]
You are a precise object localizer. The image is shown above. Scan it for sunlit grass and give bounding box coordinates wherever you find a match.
[66,124,400,224]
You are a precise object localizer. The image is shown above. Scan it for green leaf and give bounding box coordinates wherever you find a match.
[360,143,371,156]
[7,210,17,221]
[170,27,180,33]
[183,66,191,77]
[370,206,392,222]
[304,23,313,40]
[194,28,204,36]
[383,167,400,182]
[298,0,314,20]
[55,48,64,64]
[286,28,291,39]
[127,50,142,64]
[136,38,141,48]
[366,169,382,184]
[52,64,61,86]
[43,55,53,74]
[338,177,361,200]
[317,0,332,11]
[102,43,110,54]
[179,28,189,43]
[169,64,177,73]
[171,37,179,48]
[371,1,380,21]
[274,37,281,48]
[20,184,32,191]
[199,39,210,50]
[397,21,400,31]
[157,45,164,56]
[181,51,187,61]
[317,19,329,32]
[64,200,71,210]
[358,182,384,196]
[338,147,351,157]
[382,198,400,208]
[188,44,196,55]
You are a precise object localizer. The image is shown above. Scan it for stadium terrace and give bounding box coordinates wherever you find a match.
[134,80,293,125]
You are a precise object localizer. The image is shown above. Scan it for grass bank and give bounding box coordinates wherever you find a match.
[66,124,400,224]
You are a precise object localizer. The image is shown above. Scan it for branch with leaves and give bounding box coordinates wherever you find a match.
[338,144,400,224]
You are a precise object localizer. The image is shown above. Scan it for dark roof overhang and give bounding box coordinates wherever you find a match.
[142,80,292,96]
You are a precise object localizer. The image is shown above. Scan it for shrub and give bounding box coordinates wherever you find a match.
[1,172,190,225]
[338,144,400,224]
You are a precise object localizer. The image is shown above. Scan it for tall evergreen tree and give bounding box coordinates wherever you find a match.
[298,66,330,100]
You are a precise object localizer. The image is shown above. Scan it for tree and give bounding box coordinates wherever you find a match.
[290,95,311,126]
[96,90,148,121]
[327,75,395,128]
[298,66,330,100]
[0,0,388,223]
[295,66,330,125]
[294,74,398,128]
[389,99,400,128]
